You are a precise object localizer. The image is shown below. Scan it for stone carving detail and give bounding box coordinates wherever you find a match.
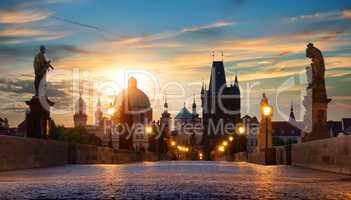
[302,43,331,142]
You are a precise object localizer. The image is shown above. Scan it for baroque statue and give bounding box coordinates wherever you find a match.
[33,45,54,97]
[302,43,331,142]
[24,45,55,138]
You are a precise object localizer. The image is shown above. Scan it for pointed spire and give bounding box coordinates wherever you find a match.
[192,94,196,108]
[192,94,197,115]
[235,74,238,83]
[289,102,296,121]
[97,96,101,106]
[164,95,168,110]
[201,81,204,94]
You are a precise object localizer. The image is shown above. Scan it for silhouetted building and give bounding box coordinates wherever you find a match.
[201,60,241,137]
[95,97,103,127]
[0,117,12,135]
[113,77,152,151]
[160,97,171,136]
[74,93,87,127]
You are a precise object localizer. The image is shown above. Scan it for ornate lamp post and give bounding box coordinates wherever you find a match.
[263,105,272,150]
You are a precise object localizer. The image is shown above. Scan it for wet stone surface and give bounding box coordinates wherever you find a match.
[0,161,350,199]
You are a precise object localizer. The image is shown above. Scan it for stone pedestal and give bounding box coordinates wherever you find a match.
[25,96,54,138]
[302,102,330,142]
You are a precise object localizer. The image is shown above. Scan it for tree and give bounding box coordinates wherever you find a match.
[48,125,102,146]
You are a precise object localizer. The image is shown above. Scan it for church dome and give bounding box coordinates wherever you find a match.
[175,106,193,119]
[114,77,151,112]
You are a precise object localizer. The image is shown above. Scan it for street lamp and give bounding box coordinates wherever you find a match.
[229,136,234,142]
[171,140,176,146]
[263,105,272,150]
[222,141,228,147]
[107,107,115,116]
[218,145,225,152]
[238,126,245,135]
[145,126,152,135]
[199,152,203,160]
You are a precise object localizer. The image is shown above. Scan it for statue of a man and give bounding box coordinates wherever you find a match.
[306,43,325,89]
[33,46,54,96]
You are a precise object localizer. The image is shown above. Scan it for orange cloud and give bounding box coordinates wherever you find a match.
[0,27,48,37]
[342,9,351,19]
[0,9,51,24]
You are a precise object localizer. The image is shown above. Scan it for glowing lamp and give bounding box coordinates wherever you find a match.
[238,126,245,134]
[145,126,152,134]
[263,106,272,116]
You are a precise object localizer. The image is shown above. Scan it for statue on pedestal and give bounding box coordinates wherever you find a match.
[25,46,55,138]
[302,43,331,142]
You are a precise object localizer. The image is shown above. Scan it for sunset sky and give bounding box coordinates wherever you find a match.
[0,0,351,127]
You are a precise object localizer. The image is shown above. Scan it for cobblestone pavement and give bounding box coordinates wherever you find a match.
[0,161,350,199]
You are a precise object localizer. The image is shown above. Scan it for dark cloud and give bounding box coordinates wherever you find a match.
[0,44,100,64]
[0,76,74,114]
[0,77,69,97]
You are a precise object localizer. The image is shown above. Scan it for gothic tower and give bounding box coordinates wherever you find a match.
[95,97,103,127]
[74,92,87,127]
[201,60,241,137]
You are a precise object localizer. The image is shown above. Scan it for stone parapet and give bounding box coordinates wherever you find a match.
[0,135,159,171]
[291,136,351,175]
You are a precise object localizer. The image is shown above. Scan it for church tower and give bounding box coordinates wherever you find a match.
[201,60,241,137]
[160,96,171,136]
[192,96,198,118]
[95,97,103,127]
[74,92,87,127]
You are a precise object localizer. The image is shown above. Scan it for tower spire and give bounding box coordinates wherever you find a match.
[164,95,168,111]
[192,94,197,115]
[289,102,296,121]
